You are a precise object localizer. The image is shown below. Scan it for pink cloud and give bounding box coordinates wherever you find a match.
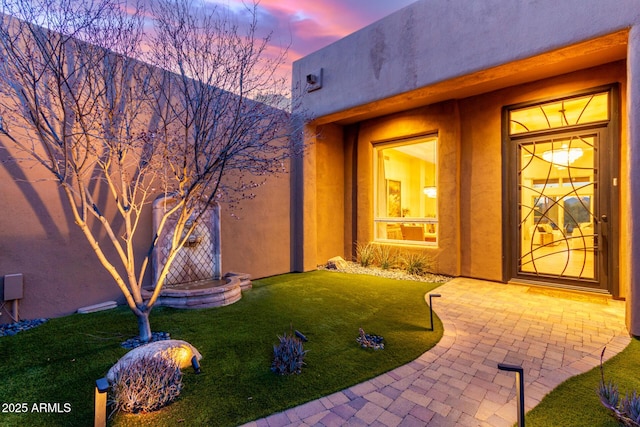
[239,0,416,84]
[252,0,416,58]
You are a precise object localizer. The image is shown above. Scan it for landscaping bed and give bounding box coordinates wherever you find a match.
[0,270,444,426]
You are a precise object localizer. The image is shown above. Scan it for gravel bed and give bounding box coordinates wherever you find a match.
[319,261,451,283]
[0,318,48,337]
[121,331,171,349]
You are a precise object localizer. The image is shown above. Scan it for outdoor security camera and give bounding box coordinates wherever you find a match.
[306,74,317,85]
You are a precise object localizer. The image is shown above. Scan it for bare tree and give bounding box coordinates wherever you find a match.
[0,0,297,342]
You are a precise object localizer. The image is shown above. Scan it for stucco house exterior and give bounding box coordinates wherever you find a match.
[4,0,640,338]
[291,0,640,335]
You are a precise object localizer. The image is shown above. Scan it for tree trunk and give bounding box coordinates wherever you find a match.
[137,311,152,343]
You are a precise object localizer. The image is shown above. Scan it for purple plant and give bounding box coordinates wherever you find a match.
[271,331,308,375]
[598,347,640,426]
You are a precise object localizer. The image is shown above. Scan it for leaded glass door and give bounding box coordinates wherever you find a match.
[505,87,618,292]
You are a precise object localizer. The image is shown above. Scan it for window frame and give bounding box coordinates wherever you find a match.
[372,135,438,246]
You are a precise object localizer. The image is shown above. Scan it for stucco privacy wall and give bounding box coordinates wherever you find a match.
[0,144,292,320]
[293,0,639,121]
[0,161,124,320]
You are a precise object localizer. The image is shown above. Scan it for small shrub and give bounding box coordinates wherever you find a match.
[355,242,376,267]
[109,355,183,415]
[401,252,434,276]
[375,245,398,270]
[598,348,640,426]
[271,331,308,375]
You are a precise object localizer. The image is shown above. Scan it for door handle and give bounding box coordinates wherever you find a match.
[601,214,608,223]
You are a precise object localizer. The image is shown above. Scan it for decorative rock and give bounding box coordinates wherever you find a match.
[0,318,47,337]
[356,327,385,350]
[319,260,451,283]
[327,256,349,270]
[107,339,202,382]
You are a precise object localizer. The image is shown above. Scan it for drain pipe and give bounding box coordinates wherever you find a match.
[498,363,525,427]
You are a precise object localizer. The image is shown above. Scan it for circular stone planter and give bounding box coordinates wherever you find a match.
[143,272,251,309]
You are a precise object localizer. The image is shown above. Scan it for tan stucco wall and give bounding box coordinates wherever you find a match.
[309,61,627,285]
[458,61,626,283]
[219,170,292,279]
[293,0,638,122]
[314,124,346,264]
[625,26,640,334]
[344,101,461,276]
[457,96,503,281]
[0,147,293,321]
[0,154,133,320]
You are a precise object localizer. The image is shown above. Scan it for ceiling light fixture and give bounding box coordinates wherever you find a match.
[423,186,437,198]
[542,144,583,166]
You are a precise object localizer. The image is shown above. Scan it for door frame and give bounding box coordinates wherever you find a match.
[501,84,620,296]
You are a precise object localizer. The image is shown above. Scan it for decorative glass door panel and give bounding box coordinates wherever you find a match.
[518,134,597,280]
[505,87,617,292]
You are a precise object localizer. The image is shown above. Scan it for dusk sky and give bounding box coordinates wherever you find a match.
[228,0,418,76]
[253,0,417,60]
[11,0,418,84]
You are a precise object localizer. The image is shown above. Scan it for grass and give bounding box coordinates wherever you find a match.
[525,338,640,426]
[0,270,443,426]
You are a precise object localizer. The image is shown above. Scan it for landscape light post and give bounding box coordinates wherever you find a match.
[497,363,525,427]
[428,293,441,331]
[94,377,109,427]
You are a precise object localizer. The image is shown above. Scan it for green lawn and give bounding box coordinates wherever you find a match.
[525,337,640,427]
[0,270,443,426]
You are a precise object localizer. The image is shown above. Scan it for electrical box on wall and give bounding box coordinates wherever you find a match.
[3,273,24,301]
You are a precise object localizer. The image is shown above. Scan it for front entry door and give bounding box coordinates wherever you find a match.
[505,87,619,293]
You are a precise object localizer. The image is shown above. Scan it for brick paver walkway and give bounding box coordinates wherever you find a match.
[243,278,629,426]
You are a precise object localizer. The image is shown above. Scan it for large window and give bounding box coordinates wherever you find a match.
[373,136,438,245]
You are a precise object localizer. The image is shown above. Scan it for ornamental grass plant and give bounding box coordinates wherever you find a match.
[374,244,399,270]
[271,329,308,375]
[401,251,434,276]
[355,241,376,267]
[109,355,183,414]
